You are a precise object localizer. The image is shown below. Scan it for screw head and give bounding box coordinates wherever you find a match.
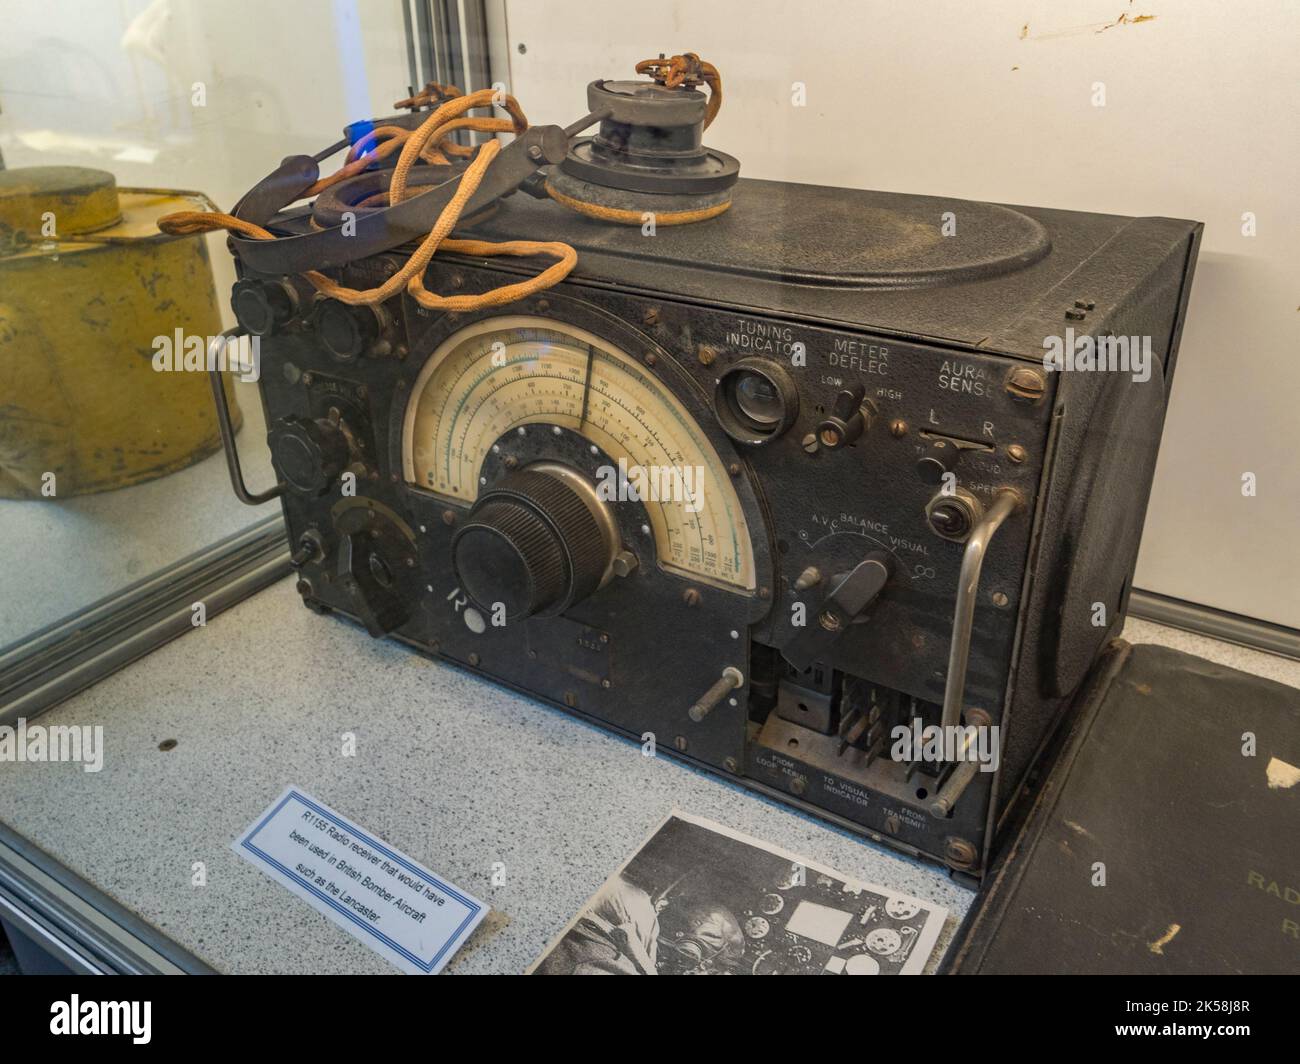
[1007,443,1027,463]
[1006,366,1047,403]
[682,588,701,607]
[945,838,978,867]
[673,735,688,753]
[889,418,908,438]
[790,777,807,796]
[724,757,739,773]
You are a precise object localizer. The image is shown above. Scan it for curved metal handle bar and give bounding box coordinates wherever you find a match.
[208,329,284,506]
[940,487,1022,732]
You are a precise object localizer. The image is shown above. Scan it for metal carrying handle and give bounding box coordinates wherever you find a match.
[940,487,1022,733]
[209,329,284,506]
[926,488,1021,819]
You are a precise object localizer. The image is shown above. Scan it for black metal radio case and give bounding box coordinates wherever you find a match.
[227,158,1199,878]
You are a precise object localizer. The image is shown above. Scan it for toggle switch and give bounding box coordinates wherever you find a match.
[782,552,892,670]
[817,385,871,450]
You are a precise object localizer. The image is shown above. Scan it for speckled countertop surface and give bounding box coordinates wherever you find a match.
[0,582,1295,975]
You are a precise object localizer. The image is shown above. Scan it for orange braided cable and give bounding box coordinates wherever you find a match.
[544,181,731,226]
[408,238,576,311]
[319,88,524,197]
[307,135,408,195]
[699,60,722,128]
[389,88,527,205]
[350,115,520,168]
[157,126,575,312]
[393,81,463,110]
[346,125,407,163]
[634,52,722,128]
[156,211,272,240]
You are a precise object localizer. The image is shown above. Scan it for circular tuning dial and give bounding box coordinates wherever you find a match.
[451,468,614,621]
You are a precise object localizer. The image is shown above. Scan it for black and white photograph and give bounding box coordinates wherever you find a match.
[530,811,947,975]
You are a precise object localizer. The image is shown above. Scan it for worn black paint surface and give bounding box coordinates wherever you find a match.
[239,176,1200,872]
[948,641,1300,973]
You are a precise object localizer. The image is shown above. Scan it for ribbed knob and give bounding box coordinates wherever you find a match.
[266,415,349,496]
[450,469,610,620]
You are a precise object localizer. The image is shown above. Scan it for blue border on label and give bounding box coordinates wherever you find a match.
[241,789,482,973]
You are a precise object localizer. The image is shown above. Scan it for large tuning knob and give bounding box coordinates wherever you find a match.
[451,468,614,621]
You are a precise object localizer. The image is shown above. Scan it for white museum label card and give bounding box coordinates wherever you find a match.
[233,786,486,974]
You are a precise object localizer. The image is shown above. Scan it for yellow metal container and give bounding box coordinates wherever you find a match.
[0,166,240,498]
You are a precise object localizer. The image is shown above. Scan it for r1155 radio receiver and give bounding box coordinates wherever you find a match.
[165,55,1201,877]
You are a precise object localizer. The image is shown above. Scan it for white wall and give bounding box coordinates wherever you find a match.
[496,0,1300,629]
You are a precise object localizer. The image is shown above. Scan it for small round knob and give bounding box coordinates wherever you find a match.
[267,416,349,496]
[916,439,961,485]
[451,469,612,620]
[310,298,383,361]
[231,278,297,336]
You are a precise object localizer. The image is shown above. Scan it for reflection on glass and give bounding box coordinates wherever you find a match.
[0,2,411,648]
